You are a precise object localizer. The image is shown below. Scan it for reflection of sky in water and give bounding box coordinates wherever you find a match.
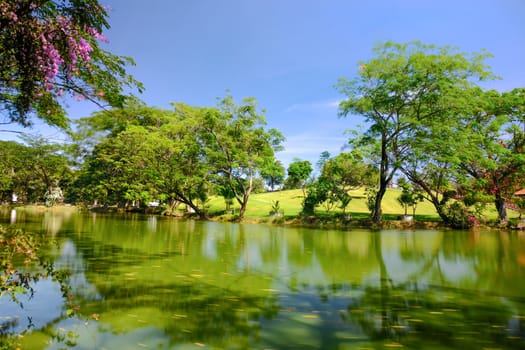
[0,278,63,334]
[437,253,474,281]
[0,238,102,335]
[55,240,101,300]
[381,247,475,285]
[1,212,523,349]
[203,230,217,260]
[147,215,157,232]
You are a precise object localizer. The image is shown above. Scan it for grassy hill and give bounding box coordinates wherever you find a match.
[207,188,436,220]
[205,188,517,223]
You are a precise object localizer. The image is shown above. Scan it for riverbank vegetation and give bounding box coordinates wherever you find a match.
[0,1,524,230]
[1,2,523,347]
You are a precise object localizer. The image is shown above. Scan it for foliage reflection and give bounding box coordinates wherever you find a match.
[0,211,523,349]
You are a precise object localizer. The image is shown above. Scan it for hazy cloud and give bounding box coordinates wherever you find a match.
[284,99,342,113]
[277,133,348,167]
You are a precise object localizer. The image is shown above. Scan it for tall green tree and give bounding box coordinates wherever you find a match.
[0,0,142,130]
[302,151,377,215]
[261,160,285,191]
[337,41,494,224]
[0,138,73,204]
[0,141,26,202]
[400,87,525,224]
[146,104,213,218]
[200,95,285,219]
[74,126,149,207]
[457,88,525,222]
[284,158,313,191]
[74,104,212,218]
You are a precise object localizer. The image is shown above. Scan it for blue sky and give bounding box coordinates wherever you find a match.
[5,0,525,167]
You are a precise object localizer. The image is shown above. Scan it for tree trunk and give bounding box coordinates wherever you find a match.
[372,185,386,224]
[494,192,507,223]
[434,200,450,224]
[238,189,251,219]
[189,204,208,220]
[235,173,253,220]
[402,168,453,225]
[373,133,390,224]
[170,199,180,212]
[239,201,247,219]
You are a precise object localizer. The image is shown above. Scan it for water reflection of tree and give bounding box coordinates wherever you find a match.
[47,227,282,349]
[347,232,525,349]
[0,225,75,346]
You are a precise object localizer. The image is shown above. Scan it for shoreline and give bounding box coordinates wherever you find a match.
[6,204,522,231]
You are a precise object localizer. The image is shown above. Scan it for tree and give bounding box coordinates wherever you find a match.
[200,94,284,219]
[302,177,333,215]
[284,158,313,191]
[74,96,285,220]
[399,87,524,225]
[22,136,73,195]
[396,178,424,217]
[322,152,377,192]
[0,138,73,204]
[74,126,150,207]
[261,160,285,191]
[0,0,142,130]
[337,41,494,224]
[147,104,213,218]
[457,88,525,223]
[73,104,213,218]
[302,151,378,215]
[316,151,331,172]
[0,141,26,202]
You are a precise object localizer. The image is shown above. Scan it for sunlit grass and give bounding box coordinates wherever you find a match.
[207,188,518,222]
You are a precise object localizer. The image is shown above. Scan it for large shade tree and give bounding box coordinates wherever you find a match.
[0,138,73,204]
[337,41,494,224]
[458,88,525,222]
[71,101,172,206]
[74,96,285,220]
[200,95,285,219]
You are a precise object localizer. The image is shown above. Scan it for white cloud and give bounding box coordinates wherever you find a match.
[284,98,342,113]
[277,133,348,167]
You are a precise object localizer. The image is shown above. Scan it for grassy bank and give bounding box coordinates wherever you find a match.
[5,188,519,229]
[205,188,518,227]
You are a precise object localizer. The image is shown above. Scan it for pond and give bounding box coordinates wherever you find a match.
[1,208,525,349]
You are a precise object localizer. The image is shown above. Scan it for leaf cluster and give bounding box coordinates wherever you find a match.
[0,0,142,129]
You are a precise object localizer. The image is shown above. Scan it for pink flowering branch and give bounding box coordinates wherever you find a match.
[0,0,141,129]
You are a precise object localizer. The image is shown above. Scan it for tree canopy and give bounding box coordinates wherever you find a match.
[284,159,313,191]
[72,94,284,219]
[0,0,142,130]
[302,151,378,215]
[337,41,496,224]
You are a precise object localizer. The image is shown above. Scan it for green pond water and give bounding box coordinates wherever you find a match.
[1,208,525,349]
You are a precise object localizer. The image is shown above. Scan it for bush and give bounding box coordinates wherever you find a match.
[443,202,480,229]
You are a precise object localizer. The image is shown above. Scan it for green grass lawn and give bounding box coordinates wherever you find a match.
[205,188,518,223]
